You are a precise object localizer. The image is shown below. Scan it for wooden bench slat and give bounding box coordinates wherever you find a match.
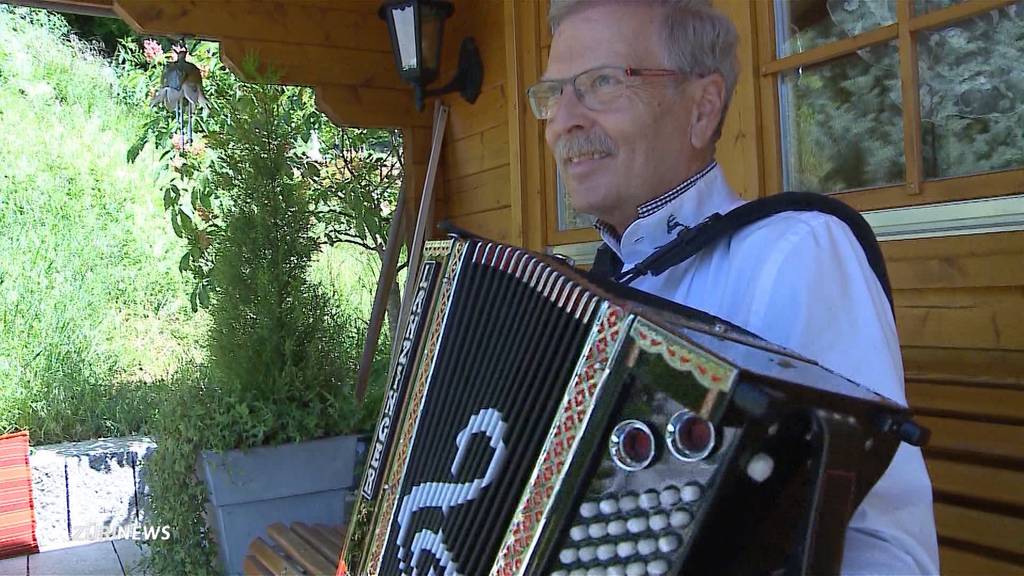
[293,521,343,563]
[243,554,276,576]
[249,537,304,576]
[934,502,1024,555]
[908,381,1024,421]
[268,522,337,576]
[917,415,1024,461]
[928,458,1024,508]
[940,545,1024,575]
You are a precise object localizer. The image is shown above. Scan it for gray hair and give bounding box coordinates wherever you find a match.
[549,0,739,136]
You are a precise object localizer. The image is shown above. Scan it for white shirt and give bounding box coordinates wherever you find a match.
[598,163,940,575]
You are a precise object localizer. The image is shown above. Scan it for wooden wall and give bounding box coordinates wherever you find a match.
[887,231,1024,573]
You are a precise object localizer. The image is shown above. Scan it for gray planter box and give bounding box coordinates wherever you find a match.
[198,435,361,576]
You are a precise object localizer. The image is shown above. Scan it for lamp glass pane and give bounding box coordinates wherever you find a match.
[392,4,418,71]
[419,7,444,76]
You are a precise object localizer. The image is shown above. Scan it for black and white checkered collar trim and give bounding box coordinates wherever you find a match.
[593,161,717,240]
[636,161,717,219]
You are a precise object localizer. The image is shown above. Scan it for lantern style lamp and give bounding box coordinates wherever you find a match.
[379,0,483,111]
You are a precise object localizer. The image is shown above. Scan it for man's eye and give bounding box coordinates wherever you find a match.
[593,74,616,88]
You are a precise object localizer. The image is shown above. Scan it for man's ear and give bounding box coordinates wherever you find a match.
[688,74,726,149]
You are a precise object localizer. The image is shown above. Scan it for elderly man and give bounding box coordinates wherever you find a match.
[529,0,940,574]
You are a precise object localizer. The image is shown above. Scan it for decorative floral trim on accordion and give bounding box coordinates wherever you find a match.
[363,240,467,575]
[492,303,628,576]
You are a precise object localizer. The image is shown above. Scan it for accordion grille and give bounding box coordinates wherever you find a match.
[377,243,597,575]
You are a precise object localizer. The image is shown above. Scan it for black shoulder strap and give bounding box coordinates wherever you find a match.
[600,192,893,310]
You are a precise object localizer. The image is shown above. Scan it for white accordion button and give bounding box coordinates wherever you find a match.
[559,548,578,564]
[625,561,646,576]
[670,508,693,528]
[681,483,702,503]
[597,543,616,561]
[658,534,681,553]
[588,522,608,539]
[626,516,648,534]
[639,490,660,510]
[607,519,627,536]
[578,545,597,562]
[637,538,657,556]
[648,513,669,531]
[599,498,619,515]
[618,494,639,512]
[659,486,681,507]
[616,540,637,558]
[647,559,670,575]
[607,566,626,576]
[580,501,600,518]
[569,570,586,576]
[586,567,606,576]
[570,524,588,542]
[550,571,568,576]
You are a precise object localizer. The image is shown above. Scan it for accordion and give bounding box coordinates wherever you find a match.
[341,237,924,576]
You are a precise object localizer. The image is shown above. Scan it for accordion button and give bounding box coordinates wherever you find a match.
[569,569,586,576]
[649,513,669,531]
[597,543,617,561]
[626,516,648,534]
[659,487,681,507]
[559,548,578,564]
[580,501,600,518]
[618,494,639,513]
[626,561,646,576]
[616,540,637,558]
[587,568,607,576]
[607,566,627,576]
[681,483,702,503]
[578,545,597,562]
[551,571,568,576]
[639,491,660,510]
[599,498,619,515]
[658,534,681,553]
[647,559,670,575]
[607,520,627,536]
[570,525,588,542]
[669,508,693,528]
[588,522,608,539]
[637,538,657,556]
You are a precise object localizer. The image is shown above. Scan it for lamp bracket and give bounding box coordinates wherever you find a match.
[416,37,483,111]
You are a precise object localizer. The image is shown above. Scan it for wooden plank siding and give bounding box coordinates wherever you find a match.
[887,231,1024,571]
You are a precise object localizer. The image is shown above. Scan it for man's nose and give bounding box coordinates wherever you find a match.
[545,85,591,140]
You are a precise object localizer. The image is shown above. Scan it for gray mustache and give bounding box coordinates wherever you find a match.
[555,131,616,162]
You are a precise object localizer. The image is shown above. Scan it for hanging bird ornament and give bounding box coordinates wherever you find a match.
[150,43,210,146]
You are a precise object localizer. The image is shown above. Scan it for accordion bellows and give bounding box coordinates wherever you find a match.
[342,238,918,576]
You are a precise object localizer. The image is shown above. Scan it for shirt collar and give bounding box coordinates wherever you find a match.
[597,161,743,268]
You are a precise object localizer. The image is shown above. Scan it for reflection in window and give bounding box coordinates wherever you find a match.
[556,170,596,231]
[779,42,905,193]
[918,2,1024,179]
[775,0,895,58]
[913,0,966,16]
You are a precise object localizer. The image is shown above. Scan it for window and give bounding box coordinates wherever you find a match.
[758,0,1024,211]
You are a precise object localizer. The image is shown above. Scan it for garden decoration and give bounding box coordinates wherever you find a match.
[149,42,210,145]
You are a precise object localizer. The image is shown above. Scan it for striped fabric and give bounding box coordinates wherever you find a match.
[0,431,37,560]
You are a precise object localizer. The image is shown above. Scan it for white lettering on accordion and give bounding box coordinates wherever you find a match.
[363,265,437,499]
[395,408,509,575]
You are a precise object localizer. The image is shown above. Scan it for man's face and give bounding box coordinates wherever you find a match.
[544,3,704,233]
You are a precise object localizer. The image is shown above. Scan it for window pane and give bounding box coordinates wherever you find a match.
[775,0,895,58]
[913,0,966,16]
[556,170,596,231]
[918,2,1024,179]
[779,42,905,193]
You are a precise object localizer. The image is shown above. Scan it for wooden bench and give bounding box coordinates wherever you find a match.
[243,522,344,576]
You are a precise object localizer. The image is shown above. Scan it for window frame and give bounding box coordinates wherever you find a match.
[755,0,1024,211]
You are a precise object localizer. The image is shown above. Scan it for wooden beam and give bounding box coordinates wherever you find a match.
[220,39,404,89]
[315,85,431,129]
[761,24,897,76]
[7,0,115,18]
[113,0,391,52]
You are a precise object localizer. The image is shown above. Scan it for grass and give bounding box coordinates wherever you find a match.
[0,6,384,445]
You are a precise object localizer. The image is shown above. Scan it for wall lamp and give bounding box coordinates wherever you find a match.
[379,0,483,111]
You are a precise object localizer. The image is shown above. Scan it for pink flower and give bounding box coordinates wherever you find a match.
[143,39,163,63]
[169,155,185,169]
[171,134,185,151]
[186,140,206,156]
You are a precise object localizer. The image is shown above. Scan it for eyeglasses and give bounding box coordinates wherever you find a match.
[526,66,683,120]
